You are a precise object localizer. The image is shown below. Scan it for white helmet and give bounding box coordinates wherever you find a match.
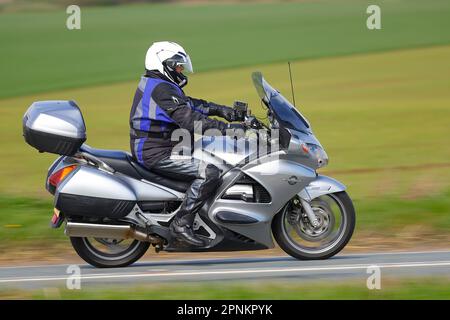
[145,41,193,88]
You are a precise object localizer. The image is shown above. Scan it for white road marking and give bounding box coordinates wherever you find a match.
[0,260,449,284]
[341,249,450,257]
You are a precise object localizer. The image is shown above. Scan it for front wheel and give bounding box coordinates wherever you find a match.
[272,191,355,260]
[70,237,150,268]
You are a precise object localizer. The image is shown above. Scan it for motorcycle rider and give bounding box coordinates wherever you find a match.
[129,41,245,246]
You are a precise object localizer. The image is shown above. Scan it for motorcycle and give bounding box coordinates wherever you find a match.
[22,72,355,268]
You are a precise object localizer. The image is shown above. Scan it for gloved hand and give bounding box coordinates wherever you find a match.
[208,103,237,122]
[234,109,245,121]
[232,101,248,122]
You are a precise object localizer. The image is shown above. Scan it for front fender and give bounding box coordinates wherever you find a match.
[298,175,346,201]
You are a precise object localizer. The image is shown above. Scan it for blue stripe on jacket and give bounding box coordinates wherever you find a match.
[135,77,182,164]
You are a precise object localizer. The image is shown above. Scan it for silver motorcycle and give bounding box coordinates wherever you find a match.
[22,72,355,268]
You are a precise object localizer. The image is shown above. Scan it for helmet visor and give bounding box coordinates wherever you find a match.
[183,54,193,73]
[166,53,193,74]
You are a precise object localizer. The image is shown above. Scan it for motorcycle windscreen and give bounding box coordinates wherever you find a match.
[251,72,312,135]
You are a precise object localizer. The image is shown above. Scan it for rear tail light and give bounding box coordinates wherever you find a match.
[48,165,77,187]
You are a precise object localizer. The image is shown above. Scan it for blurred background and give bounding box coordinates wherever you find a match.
[0,0,449,298]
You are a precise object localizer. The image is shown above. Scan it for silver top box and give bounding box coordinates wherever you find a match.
[24,100,86,139]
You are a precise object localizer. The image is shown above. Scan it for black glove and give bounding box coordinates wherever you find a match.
[208,103,237,122]
[234,112,246,122]
[233,108,246,122]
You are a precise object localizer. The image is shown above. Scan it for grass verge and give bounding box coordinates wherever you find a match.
[1,277,449,299]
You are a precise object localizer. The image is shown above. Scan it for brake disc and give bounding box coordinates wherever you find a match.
[292,199,336,242]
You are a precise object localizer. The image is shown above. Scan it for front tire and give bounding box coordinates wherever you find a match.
[272,191,355,260]
[70,237,150,268]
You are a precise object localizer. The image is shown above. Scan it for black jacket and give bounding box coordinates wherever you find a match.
[129,70,229,167]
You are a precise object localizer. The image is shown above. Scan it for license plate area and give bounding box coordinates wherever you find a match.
[50,208,65,228]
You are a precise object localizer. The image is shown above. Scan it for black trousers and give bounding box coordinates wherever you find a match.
[150,157,221,219]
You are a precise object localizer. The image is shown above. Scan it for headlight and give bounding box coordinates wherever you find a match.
[306,144,328,168]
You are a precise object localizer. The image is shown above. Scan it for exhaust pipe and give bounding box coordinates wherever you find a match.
[65,222,161,244]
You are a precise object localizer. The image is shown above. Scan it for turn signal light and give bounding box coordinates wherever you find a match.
[49,165,77,187]
[301,143,310,153]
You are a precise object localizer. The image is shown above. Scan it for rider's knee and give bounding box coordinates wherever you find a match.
[205,164,221,186]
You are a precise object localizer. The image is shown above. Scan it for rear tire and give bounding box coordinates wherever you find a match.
[272,191,355,260]
[70,237,150,268]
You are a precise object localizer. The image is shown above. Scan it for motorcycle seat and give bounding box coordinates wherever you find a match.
[79,144,190,193]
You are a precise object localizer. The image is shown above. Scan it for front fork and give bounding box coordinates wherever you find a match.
[296,175,347,228]
[290,196,320,228]
[299,198,320,228]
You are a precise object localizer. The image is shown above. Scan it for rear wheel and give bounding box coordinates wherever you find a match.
[70,237,150,268]
[272,191,355,260]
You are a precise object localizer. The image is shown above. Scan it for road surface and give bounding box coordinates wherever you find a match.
[0,250,449,289]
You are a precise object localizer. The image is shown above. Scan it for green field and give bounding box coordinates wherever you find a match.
[1,0,450,98]
[0,1,449,253]
[2,45,449,198]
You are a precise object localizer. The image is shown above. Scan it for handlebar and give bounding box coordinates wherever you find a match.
[232,100,267,131]
[233,100,248,121]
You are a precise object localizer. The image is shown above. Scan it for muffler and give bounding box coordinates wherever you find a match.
[65,222,161,244]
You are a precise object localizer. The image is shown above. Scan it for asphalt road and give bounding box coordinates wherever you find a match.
[0,250,449,290]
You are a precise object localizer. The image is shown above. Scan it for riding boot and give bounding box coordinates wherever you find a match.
[149,158,221,247]
[169,212,205,247]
